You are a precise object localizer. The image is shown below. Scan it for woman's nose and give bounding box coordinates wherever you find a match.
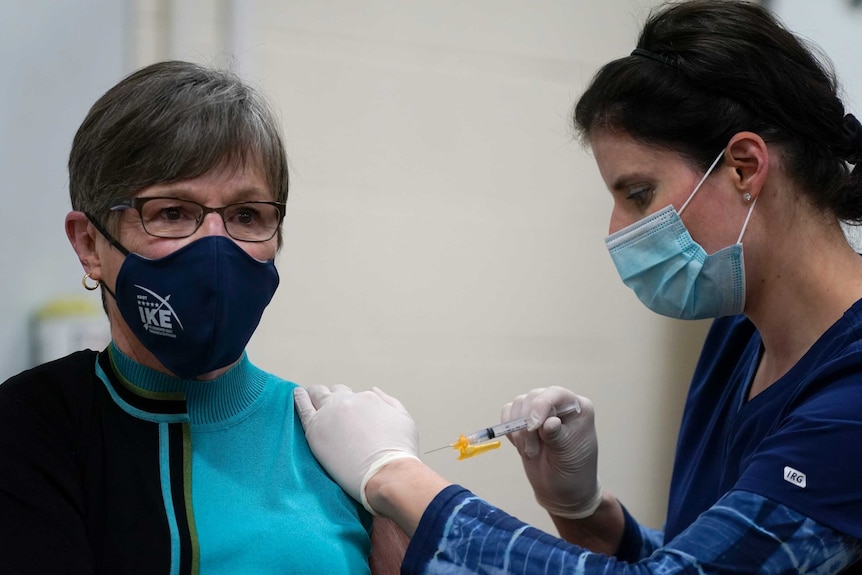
[608,208,625,236]
[198,211,229,237]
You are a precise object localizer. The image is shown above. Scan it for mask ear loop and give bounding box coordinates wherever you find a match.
[678,150,726,216]
[83,213,128,300]
[85,213,131,256]
[736,196,758,244]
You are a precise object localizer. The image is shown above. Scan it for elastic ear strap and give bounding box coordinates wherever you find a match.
[84,213,130,256]
[736,196,758,244]
[82,213,126,302]
[679,150,725,216]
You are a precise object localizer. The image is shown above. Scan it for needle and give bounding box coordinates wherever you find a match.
[425,402,581,459]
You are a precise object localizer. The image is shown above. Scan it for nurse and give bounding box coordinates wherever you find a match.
[295,1,862,573]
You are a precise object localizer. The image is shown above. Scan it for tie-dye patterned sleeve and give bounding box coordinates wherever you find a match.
[614,504,664,562]
[403,486,862,574]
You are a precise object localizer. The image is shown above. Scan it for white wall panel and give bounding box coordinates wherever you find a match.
[239,0,702,532]
[0,0,124,378]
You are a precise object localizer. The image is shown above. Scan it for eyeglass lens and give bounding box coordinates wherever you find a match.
[138,198,281,241]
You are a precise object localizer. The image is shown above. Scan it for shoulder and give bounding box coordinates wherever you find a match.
[788,300,862,412]
[0,350,100,406]
[0,351,100,466]
[736,348,862,537]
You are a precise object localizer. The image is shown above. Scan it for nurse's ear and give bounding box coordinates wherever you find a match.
[724,132,769,203]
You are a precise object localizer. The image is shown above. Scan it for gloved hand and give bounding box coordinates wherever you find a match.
[503,386,602,519]
[293,384,420,515]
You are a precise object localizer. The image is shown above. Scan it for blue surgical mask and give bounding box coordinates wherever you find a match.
[604,151,756,320]
[102,234,279,378]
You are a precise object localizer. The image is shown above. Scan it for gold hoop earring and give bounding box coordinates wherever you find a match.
[82,273,100,291]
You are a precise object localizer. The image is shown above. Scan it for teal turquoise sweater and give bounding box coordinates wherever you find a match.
[0,345,372,574]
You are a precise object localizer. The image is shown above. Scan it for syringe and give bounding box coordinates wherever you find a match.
[426,401,581,460]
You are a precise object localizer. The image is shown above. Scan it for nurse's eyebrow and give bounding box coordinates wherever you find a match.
[609,172,653,192]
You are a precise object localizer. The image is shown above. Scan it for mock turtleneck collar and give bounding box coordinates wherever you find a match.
[104,342,268,426]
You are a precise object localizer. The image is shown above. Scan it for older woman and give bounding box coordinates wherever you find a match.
[0,60,405,574]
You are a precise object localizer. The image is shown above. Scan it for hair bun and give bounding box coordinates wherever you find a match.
[839,113,862,164]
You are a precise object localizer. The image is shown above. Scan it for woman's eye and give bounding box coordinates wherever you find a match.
[160,207,183,221]
[144,201,197,223]
[626,185,654,207]
[230,207,260,226]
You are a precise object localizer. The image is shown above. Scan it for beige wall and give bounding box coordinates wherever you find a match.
[128,0,706,533]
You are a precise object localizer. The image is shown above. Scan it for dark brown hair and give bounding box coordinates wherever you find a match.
[575,0,862,222]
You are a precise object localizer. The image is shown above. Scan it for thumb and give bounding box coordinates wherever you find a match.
[537,416,566,446]
[293,387,317,428]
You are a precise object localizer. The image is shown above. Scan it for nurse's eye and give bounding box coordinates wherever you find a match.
[626,184,654,208]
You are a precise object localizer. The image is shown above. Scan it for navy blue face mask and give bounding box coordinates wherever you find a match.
[89,219,279,379]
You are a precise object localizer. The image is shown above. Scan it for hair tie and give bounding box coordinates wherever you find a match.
[839,113,862,164]
[631,47,678,68]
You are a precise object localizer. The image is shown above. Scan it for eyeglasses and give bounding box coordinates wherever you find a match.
[110,196,286,242]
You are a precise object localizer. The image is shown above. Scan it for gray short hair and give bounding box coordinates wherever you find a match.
[69,60,289,241]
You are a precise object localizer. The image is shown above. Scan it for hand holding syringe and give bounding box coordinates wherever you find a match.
[426,401,581,460]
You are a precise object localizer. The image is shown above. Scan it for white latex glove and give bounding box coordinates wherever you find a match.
[293,384,420,515]
[503,386,602,519]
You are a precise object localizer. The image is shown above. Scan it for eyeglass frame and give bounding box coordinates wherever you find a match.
[109,196,287,242]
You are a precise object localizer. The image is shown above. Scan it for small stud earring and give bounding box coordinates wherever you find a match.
[743,192,752,202]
